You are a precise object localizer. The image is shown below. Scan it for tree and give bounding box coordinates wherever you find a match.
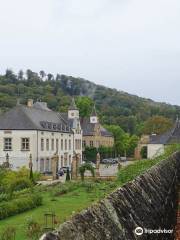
[140,146,148,159]
[26,69,34,80]
[39,70,46,79]
[18,70,24,81]
[105,125,138,157]
[143,116,173,135]
[79,163,95,181]
[105,125,124,156]
[47,73,54,81]
[56,74,61,81]
[98,146,114,159]
[83,147,97,162]
[76,96,94,118]
[5,69,17,83]
[29,167,34,182]
[120,133,138,157]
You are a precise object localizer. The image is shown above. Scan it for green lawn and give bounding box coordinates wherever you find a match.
[0,155,165,240]
[0,181,117,240]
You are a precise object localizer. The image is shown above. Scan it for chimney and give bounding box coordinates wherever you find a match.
[27,99,33,107]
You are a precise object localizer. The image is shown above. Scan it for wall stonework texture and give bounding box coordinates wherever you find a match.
[41,152,180,240]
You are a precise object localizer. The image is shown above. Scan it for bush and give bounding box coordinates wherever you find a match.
[0,226,16,240]
[7,178,33,199]
[10,178,33,192]
[26,216,42,240]
[0,193,8,203]
[140,146,147,158]
[53,182,78,196]
[80,182,96,192]
[0,194,42,220]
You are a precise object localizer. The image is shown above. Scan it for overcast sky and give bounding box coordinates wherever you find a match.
[0,0,180,105]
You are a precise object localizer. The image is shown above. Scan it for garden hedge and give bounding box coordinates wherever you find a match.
[0,194,42,220]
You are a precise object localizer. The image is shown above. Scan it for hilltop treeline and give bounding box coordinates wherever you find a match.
[0,69,179,135]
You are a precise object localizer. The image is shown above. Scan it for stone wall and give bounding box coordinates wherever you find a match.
[41,152,180,240]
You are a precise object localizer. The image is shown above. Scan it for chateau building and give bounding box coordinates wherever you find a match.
[135,118,180,159]
[0,99,82,172]
[81,106,114,150]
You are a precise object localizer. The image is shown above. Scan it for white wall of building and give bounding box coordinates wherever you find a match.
[0,129,82,172]
[0,130,37,170]
[147,144,164,159]
[37,130,74,172]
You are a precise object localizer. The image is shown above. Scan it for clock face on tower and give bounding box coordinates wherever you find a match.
[90,116,98,123]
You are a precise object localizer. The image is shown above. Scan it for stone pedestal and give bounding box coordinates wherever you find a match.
[51,153,59,180]
[96,152,100,178]
[71,154,77,180]
[71,153,81,180]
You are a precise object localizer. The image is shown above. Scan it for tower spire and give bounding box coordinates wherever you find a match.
[68,97,79,119]
[91,105,97,117]
[69,97,78,110]
[90,105,98,123]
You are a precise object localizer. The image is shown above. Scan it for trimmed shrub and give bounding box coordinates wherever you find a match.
[0,194,42,220]
[9,178,33,192]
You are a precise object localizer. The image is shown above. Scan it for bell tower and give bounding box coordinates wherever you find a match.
[90,105,98,124]
[68,98,79,119]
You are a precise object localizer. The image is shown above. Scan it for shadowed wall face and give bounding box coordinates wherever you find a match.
[41,152,180,240]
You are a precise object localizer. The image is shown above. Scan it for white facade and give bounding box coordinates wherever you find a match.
[0,129,82,172]
[147,144,165,159]
[0,99,83,172]
[0,130,37,170]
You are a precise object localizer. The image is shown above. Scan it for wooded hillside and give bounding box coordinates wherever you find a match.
[0,69,179,135]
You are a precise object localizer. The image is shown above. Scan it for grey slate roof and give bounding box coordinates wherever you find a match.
[0,105,72,133]
[59,112,79,128]
[81,117,113,137]
[33,102,51,111]
[149,120,180,144]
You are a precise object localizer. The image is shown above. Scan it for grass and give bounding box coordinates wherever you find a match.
[0,147,176,240]
[117,157,161,184]
[0,181,117,240]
